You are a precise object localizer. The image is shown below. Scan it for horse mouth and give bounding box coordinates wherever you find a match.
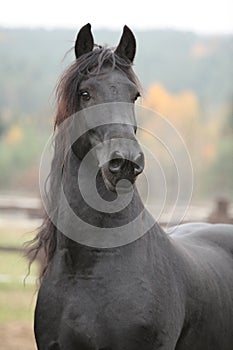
[101,170,134,194]
[115,179,133,193]
[102,175,116,192]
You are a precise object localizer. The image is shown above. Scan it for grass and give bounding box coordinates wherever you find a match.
[0,227,36,247]
[0,250,38,278]
[0,225,39,324]
[0,284,36,323]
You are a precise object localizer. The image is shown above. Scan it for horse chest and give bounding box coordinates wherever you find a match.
[60,274,155,345]
[44,263,179,349]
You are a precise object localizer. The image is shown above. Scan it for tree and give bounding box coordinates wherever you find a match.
[206,104,233,198]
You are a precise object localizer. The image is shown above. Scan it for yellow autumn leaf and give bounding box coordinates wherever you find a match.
[5,125,23,145]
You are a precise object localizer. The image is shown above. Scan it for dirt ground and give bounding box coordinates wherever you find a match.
[0,321,36,350]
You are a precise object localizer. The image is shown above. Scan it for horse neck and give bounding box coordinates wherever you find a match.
[56,148,145,251]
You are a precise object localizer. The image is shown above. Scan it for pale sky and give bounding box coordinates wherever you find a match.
[0,0,232,34]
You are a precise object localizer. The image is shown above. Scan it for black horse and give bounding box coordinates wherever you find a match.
[31,24,233,349]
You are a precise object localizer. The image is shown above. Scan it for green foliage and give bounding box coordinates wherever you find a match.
[0,120,48,187]
[0,28,232,197]
[0,28,232,117]
[204,107,233,198]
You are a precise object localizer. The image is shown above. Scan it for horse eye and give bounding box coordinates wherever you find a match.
[79,90,91,101]
[134,92,141,101]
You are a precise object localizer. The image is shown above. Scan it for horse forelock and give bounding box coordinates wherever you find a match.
[55,46,140,127]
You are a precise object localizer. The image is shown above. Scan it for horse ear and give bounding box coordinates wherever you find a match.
[115,25,136,63]
[75,23,94,59]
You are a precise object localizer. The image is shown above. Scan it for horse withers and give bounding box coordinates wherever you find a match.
[32,24,233,350]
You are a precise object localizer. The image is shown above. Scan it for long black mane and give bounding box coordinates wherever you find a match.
[27,46,141,281]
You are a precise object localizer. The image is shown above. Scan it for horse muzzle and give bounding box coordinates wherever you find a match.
[100,147,145,193]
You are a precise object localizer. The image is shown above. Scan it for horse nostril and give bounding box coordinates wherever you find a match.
[133,152,144,176]
[108,151,125,174]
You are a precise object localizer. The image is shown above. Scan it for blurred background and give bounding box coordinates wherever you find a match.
[0,0,232,348]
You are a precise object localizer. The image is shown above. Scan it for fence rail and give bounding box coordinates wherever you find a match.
[0,197,232,275]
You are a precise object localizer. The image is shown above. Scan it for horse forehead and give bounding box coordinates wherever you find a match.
[82,70,135,91]
[103,70,133,86]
